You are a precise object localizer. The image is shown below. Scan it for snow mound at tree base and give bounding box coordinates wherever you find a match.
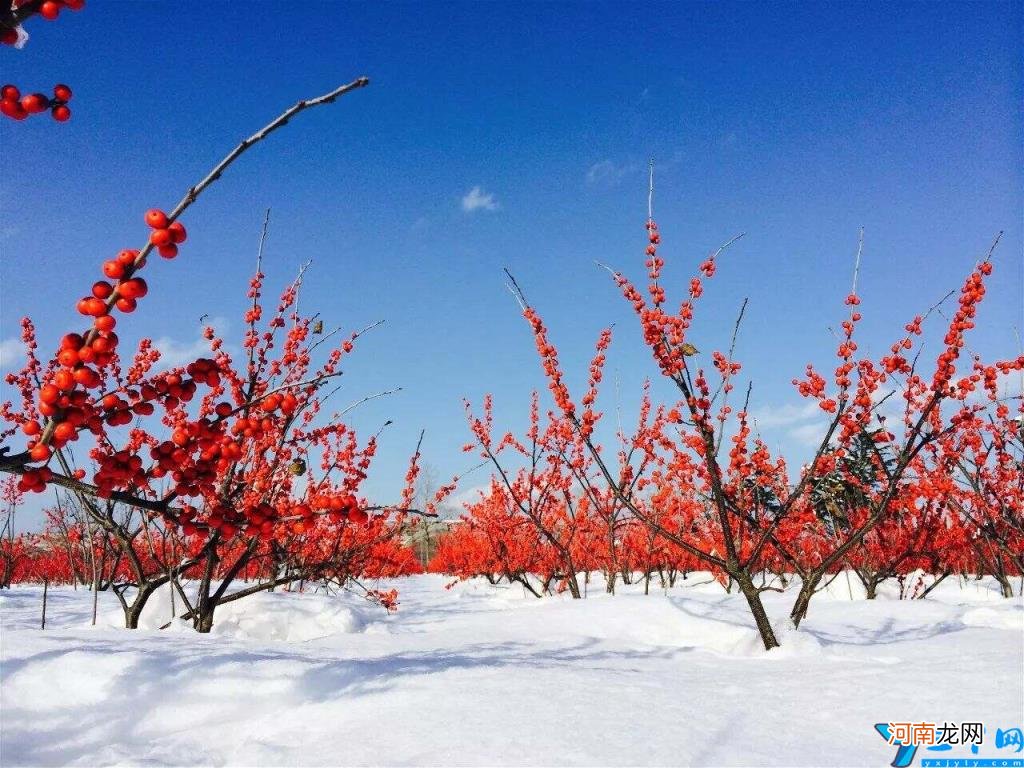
[961,604,1024,630]
[209,591,370,642]
[97,586,371,641]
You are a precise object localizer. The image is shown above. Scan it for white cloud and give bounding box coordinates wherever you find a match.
[789,421,830,448]
[586,159,639,186]
[0,337,23,370]
[461,186,499,213]
[152,316,230,369]
[447,483,489,513]
[749,401,821,429]
[986,369,1023,401]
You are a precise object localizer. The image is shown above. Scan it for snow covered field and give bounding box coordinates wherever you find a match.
[1,574,1021,767]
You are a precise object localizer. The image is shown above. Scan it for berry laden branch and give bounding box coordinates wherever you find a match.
[2,0,84,121]
[45,77,368,450]
[0,77,371,499]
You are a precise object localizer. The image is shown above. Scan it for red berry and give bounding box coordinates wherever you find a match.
[60,333,83,350]
[39,1,61,20]
[53,422,76,442]
[115,296,137,313]
[53,369,75,391]
[1,85,19,101]
[30,444,52,463]
[94,315,116,332]
[168,221,187,243]
[145,209,169,229]
[73,366,100,388]
[102,260,126,280]
[53,83,72,101]
[118,277,148,300]
[51,104,71,122]
[157,243,178,259]
[79,297,107,317]
[0,99,26,120]
[40,384,61,404]
[21,93,49,113]
[149,228,172,247]
[57,348,79,367]
[92,280,113,299]
[349,508,369,525]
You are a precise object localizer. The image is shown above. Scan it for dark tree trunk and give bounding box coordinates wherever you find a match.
[864,580,879,600]
[735,572,779,649]
[123,581,162,629]
[790,578,815,628]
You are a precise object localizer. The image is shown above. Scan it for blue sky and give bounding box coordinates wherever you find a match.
[2,2,1022,530]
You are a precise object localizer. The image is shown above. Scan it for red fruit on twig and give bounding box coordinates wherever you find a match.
[145,209,169,229]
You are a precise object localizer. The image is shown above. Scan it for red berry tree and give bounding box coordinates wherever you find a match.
[0,78,434,631]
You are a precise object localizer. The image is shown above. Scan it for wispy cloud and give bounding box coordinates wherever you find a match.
[0,337,24,370]
[152,316,231,369]
[750,400,830,449]
[789,421,829,448]
[749,401,821,429]
[585,159,639,186]
[447,483,489,513]
[461,186,499,213]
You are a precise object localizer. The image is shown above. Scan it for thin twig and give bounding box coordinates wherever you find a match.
[647,158,654,221]
[851,227,864,295]
[503,267,531,309]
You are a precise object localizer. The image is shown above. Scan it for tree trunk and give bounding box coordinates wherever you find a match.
[864,580,878,600]
[994,572,1014,599]
[564,570,581,599]
[193,545,218,633]
[735,572,779,650]
[123,581,161,629]
[790,577,816,628]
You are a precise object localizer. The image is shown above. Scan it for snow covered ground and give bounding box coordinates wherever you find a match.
[1,574,1021,767]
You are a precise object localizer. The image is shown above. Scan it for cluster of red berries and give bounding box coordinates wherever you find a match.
[286,494,369,535]
[19,359,212,482]
[203,502,247,538]
[0,83,71,121]
[257,391,298,416]
[316,493,367,524]
[19,211,189,479]
[93,449,147,494]
[2,0,84,34]
[161,490,369,542]
[933,266,990,390]
[644,220,666,304]
[793,364,828,399]
[78,210,185,318]
[230,415,275,440]
[145,209,187,259]
[169,504,212,539]
[16,465,53,493]
[34,0,85,21]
